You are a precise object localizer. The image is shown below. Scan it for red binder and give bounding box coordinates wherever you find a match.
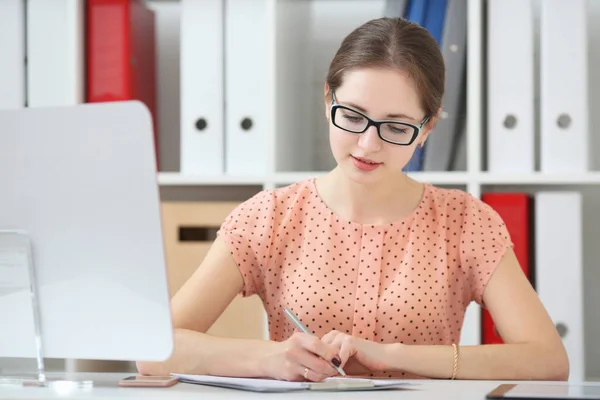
[481,193,533,344]
[86,0,158,168]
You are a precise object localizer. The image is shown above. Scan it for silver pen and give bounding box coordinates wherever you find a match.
[283,307,347,376]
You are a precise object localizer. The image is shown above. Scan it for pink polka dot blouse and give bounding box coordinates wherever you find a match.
[217,178,513,378]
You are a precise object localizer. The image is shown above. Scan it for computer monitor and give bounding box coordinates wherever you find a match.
[0,101,174,378]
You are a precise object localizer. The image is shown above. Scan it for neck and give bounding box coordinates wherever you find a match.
[318,167,422,225]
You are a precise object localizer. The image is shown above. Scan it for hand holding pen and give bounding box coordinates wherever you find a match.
[259,327,343,382]
[283,307,347,379]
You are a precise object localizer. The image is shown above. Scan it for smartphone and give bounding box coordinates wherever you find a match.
[117,375,179,387]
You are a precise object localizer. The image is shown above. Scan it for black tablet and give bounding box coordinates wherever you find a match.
[487,384,600,400]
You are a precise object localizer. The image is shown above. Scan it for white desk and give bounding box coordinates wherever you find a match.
[0,373,597,400]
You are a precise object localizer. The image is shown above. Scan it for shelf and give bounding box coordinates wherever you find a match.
[157,171,600,187]
[273,171,471,186]
[478,172,600,185]
[272,172,600,186]
[157,171,472,187]
[272,172,325,185]
[157,172,265,186]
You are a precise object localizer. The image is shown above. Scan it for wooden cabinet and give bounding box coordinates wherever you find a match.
[161,202,268,340]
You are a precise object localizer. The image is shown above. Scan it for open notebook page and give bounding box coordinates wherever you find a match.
[172,374,416,392]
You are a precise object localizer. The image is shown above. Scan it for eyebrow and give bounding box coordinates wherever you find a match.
[344,101,417,122]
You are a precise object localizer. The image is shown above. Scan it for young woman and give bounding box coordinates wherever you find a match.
[137,17,569,382]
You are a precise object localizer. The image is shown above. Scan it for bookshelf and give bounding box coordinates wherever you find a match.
[153,0,600,189]
[147,0,600,381]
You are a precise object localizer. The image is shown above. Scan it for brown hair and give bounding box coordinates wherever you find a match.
[326,17,445,118]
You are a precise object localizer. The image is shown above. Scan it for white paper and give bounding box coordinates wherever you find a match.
[173,373,414,392]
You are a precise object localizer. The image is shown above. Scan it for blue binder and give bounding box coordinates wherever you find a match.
[402,0,447,172]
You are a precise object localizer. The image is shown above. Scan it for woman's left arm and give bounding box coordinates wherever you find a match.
[392,246,569,380]
[323,248,570,381]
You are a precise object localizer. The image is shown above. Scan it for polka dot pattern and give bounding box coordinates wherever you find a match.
[218,178,512,378]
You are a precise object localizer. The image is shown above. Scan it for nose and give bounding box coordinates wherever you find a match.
[357,125,382,153]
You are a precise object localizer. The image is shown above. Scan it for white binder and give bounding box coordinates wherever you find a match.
[180,0,225,175]
[26,0,84,107]
[224,0,270,175]
[486,0,534,173]
[0,0,25,110]
[535,192,584,382]
[540,0,588,173]
[461,302,481,346]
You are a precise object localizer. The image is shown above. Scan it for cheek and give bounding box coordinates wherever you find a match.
[389,146,418,170]
[329,127,355,157]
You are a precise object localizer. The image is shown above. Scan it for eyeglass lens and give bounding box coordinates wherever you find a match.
[334,107,416,144]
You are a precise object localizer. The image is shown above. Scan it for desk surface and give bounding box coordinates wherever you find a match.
[0,373,597,399]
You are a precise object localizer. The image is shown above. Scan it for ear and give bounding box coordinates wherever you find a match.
[417,106,442,147]
[324,82,331,121]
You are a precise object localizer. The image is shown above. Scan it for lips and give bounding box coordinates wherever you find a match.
[352,155,381,165]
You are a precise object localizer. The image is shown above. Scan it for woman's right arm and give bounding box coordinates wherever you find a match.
[135,236,341,381]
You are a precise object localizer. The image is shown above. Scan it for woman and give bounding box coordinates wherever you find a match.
[137,17,569,381]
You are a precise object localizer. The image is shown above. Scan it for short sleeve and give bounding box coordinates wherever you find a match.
[459,194,513,308]
[217,189,276,297]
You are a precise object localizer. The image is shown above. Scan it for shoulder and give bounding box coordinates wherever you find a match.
[220,189,275,231]
[425,184,481,212]
[421,184,513,305]
[221,178,315,229]
[424,184,507,231]
[421,183,512,257]
[216,178,317,297]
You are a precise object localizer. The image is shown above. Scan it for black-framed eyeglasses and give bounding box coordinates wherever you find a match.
[329,91,430,146]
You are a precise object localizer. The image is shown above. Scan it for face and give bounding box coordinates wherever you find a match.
[324,67,435,185]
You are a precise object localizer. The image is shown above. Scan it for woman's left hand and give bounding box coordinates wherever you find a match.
[320,330,395,373]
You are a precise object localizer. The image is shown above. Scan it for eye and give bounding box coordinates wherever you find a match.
[342,114,363,123]
[387,125,408,135]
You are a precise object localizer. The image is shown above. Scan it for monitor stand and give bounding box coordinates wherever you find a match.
[0,230,93,389]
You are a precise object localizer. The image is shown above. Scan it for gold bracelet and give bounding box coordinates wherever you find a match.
[451,343,459,380]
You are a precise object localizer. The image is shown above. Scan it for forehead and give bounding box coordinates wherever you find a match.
[334,67,423,119]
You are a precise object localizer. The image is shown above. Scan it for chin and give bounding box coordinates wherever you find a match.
[340,160,384,186]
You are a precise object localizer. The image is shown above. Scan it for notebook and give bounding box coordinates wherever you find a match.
[172,373,417,392]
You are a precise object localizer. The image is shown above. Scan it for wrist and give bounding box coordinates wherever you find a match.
[385,342,408,372]
[255,340,279,378]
